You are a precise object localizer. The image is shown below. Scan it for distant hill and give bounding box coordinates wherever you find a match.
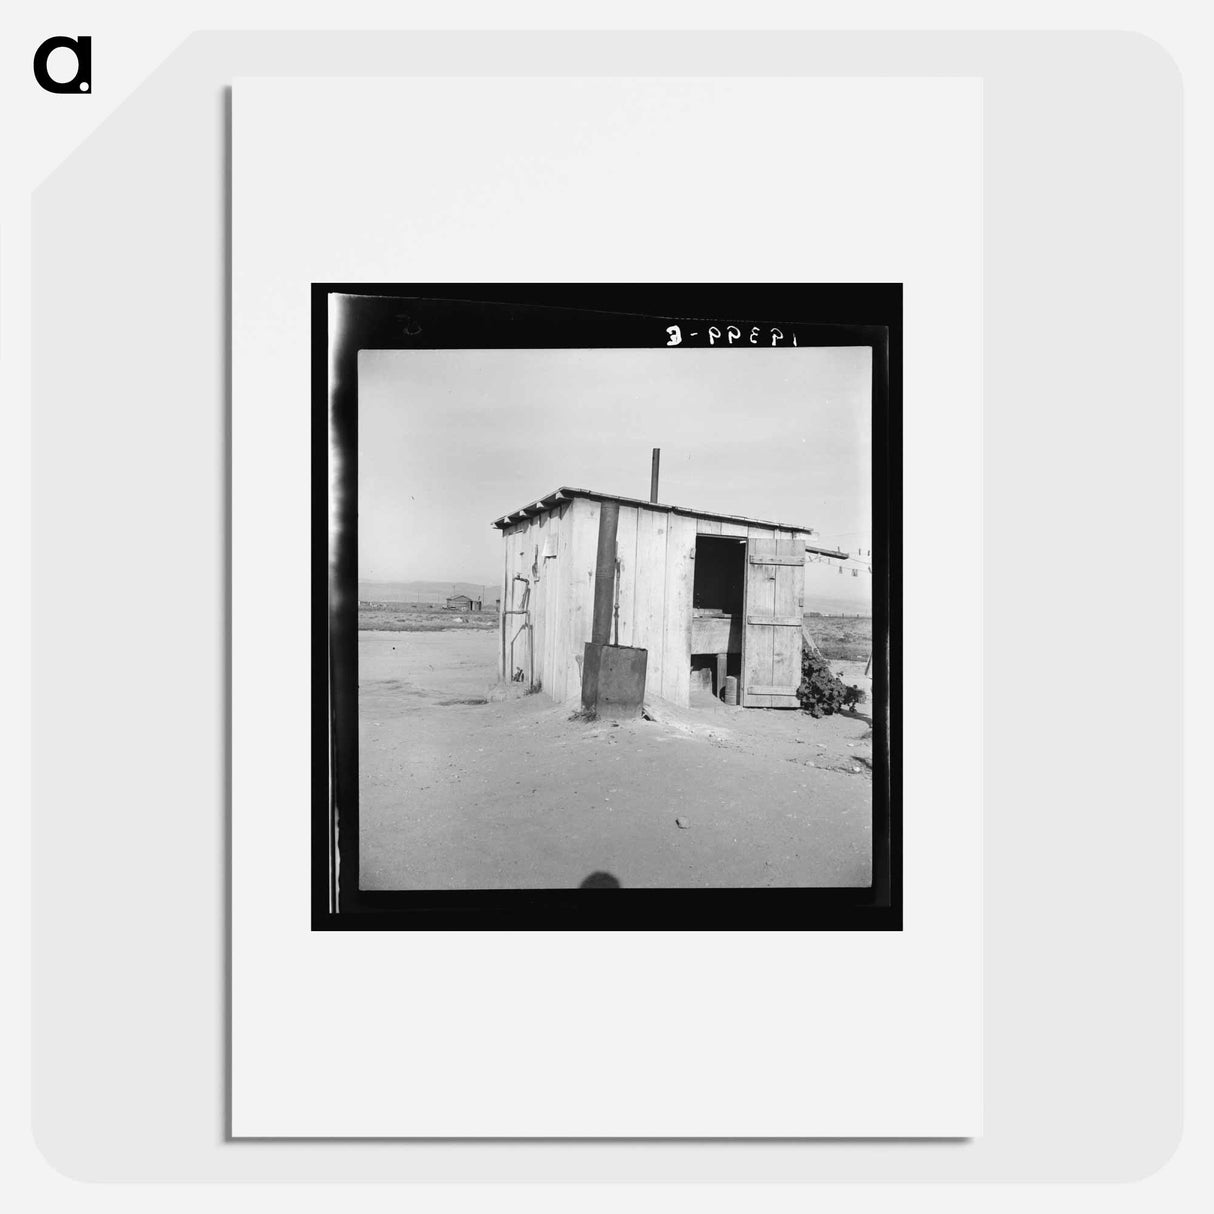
[359,580,497,604]
[803,594,873,617]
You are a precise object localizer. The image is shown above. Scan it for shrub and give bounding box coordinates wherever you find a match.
[796,643,865,718]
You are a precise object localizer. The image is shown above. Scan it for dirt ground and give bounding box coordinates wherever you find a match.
[806,614,873,661]
[359,629,873,890]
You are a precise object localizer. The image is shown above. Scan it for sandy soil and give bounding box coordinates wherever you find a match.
[359,629,873,890]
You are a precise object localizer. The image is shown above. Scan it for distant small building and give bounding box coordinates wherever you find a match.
[445,594,481,611]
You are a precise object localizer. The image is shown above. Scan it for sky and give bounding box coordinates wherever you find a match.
[358,346,873,612]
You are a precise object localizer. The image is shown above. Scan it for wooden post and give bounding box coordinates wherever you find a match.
[650,448,660,503]
[715,652,727,698]
[591,499,620,646]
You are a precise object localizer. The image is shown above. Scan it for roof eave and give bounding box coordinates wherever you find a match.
[492,486,816,536]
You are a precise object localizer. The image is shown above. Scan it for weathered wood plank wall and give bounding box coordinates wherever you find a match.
[744,529,777,707]
[500,519,528,684]
[540,506,563,694]
[613,504,640,647]
[499,509,565,694]
[532,509,557,694]
[632,507,669,696]
[499,501,808,709]
[550,503,573,702]
[769,530,806,703]
[660,514,697,704]
[563,497,600,702]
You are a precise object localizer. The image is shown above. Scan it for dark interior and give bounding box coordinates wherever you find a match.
[690,650,742,688]
[692,535,745,614]
[691,536,746,698]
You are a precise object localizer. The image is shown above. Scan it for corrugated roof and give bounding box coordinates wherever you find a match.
[491,487,816,535]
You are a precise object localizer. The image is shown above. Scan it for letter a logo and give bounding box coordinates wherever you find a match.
[33,36,92,94]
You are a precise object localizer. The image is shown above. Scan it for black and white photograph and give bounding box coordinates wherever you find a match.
[318,287,899,926]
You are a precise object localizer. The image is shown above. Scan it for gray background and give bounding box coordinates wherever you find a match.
[31,31,1181,1180]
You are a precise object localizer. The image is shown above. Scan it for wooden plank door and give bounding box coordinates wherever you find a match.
[741,534,805,707]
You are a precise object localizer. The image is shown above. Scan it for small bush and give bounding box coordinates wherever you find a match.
[796,643,865,718]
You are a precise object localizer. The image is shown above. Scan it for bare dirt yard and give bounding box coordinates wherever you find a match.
[359,629,873,890]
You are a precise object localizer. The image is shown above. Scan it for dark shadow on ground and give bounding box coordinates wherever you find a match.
[579,871,621,889]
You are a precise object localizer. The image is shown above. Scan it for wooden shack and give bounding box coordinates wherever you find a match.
[494,487,832,709]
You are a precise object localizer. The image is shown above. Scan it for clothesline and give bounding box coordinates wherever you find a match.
[806,552,873,576]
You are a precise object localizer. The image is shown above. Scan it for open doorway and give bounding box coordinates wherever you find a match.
[691,535,746,698]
